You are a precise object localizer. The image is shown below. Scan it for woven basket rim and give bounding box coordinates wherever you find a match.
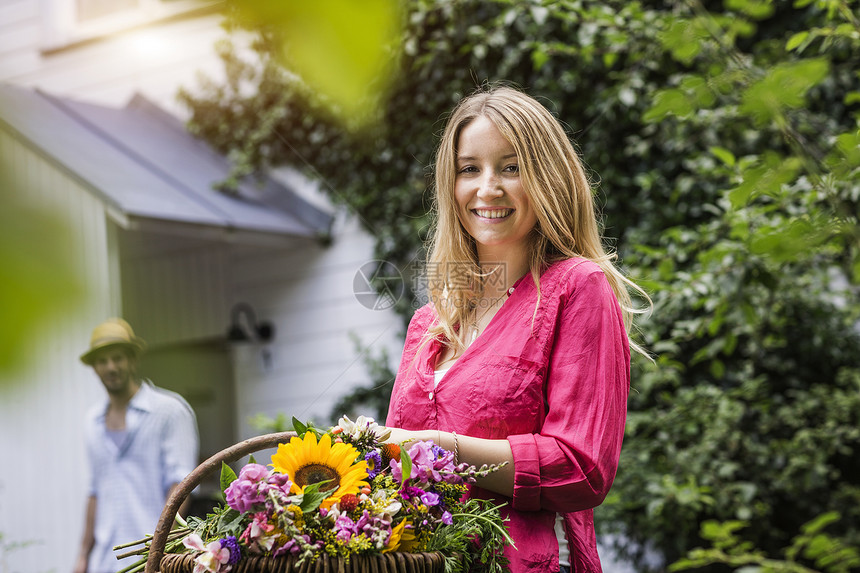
[159,550,449,573]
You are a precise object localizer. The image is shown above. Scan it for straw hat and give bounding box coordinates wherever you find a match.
[80,317,147,365]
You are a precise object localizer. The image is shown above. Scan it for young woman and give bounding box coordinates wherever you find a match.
[384,86,646,573]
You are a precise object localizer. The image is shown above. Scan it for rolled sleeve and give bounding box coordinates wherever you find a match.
[509,433,542,511]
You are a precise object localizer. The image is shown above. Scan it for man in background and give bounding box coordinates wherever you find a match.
[73,318,199,573]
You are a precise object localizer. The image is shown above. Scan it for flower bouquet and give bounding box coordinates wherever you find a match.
[116,416,512,573]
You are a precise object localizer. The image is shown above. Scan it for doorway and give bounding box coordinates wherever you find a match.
[138,339,236,515]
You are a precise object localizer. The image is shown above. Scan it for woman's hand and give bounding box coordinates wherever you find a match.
[381,426,437,445]
[380,426,515,497]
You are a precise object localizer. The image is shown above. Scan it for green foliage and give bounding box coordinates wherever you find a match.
[669,512,860,573]
[179,0,860,569]
[0,159,87,376]
[423,498,513,573]
[601,0,860,568]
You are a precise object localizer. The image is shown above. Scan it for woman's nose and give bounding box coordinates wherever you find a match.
[477,172,503,199]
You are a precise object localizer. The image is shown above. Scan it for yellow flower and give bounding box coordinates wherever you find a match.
[271,432,368,510]
[398,526,419,552]
[383,519,408,553]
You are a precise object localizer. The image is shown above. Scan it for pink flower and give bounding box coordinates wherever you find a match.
[266,471,293,496]
[224,464,270,512]
[390,441,461,485]
[182,534,232,573]
[334,514,357,542]
[240,512,278,553]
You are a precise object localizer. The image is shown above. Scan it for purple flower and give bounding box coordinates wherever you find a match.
[225,466,269,513]
[334,514,357,542]
[239,463,270,482]
[364,450,383,479]
[400,486,426,501]
[441,511,453,525]
[225,464,294,513]
[272,535,317,557]
[220,536,241,565]
[266,472,293,496]
[420,491,440,507]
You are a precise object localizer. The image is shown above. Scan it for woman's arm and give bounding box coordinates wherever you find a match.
[384,427,515,497]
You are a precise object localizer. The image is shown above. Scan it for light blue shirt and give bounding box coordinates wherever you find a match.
[85,381,198,573]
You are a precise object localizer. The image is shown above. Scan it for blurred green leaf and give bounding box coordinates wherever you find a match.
[728,154,802,208]
[710,146,736,167]
[0,167,87,376]
[786,30,810,51]
[661,18,707,64]
[726,0,775,20]
[232,0,402,128]
[739,59,829,124]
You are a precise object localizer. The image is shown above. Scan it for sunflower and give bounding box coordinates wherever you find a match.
[271,432,368,509]
[382,519,417,553]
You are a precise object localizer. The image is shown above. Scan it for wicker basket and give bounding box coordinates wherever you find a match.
[144,432,447,573]
[159,552,447,573]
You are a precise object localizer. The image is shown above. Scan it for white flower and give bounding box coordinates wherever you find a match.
[336,415,390,441]
[182,534,231,573]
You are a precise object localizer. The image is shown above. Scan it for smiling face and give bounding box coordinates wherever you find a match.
[454,115,538,262]
[91,345,138,398]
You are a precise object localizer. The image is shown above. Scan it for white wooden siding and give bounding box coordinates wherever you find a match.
[229,216,406,437]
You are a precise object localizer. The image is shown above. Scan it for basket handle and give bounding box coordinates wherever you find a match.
[144,431,297,573]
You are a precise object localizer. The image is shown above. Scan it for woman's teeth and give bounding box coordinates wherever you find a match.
[474,209,512,219]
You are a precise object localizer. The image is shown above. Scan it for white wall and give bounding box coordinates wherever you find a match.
[228,213,406,437]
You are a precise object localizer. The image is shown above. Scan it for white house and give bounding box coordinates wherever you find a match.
[0,2,406,571]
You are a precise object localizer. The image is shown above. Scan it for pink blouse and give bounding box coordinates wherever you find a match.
[386,258,630,572]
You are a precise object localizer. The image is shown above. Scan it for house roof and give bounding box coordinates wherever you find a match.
[0,83,333,240]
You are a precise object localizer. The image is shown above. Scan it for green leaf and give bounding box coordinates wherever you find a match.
[292,417,308,437]
[232,0,403,128]
[248,454,258,465]
[531,48,549,71]
[660,18,706,64]
[739,59,829,124]
[710,146,736,167]
[298,480,334,514]
[725,0,775,19]
[644,88,694,122]
[220,462,238,495]
[217,508,243,534]
[400,444,413,482]
[799,511,840,534]
[728,154,802,208]
[785,30,810,51]
[0,169,87,377]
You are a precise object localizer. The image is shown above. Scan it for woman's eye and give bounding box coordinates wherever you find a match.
[458,165,477,173]
[504,164,520,173]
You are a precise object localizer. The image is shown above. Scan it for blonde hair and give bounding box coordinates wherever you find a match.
[425,85,648,355]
